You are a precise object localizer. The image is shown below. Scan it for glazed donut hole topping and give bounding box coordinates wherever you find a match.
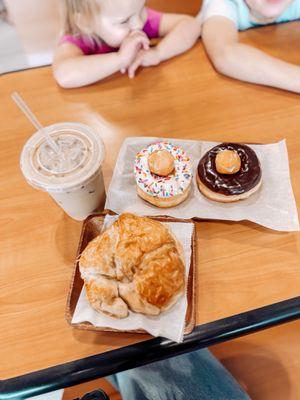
[148,150,175,176]
[215,149,241,174]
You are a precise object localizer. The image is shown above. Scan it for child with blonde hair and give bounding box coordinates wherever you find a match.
[198,0,300,93]
[53,0,201,88]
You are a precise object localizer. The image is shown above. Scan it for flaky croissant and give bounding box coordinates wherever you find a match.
[79,213,185,318]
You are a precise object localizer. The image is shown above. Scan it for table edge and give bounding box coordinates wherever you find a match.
[1,296,300,399]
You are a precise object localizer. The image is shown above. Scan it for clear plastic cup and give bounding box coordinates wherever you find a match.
[20,122,106,220]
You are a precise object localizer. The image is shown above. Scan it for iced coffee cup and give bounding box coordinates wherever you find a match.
[20,122,106,220]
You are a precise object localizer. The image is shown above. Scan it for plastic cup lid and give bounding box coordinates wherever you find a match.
[20,122,105,192]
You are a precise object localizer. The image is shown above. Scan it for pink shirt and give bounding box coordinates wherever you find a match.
[60,8,162,55]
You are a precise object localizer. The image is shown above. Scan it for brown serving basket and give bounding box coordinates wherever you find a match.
[66,212,197,335]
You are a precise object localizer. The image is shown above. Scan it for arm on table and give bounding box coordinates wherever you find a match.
[128,13,201,77]
[156,13,201,61]
[52,32,150,88]
[202,16,300,93]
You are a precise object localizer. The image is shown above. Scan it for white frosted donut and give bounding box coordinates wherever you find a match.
[134,142,193,206]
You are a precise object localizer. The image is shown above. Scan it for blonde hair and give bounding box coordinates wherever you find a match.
[60,0,101,36]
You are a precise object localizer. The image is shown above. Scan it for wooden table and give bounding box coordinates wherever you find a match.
[1,22,300,399]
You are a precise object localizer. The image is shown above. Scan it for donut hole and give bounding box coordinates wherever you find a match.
[216,149,241,174]
[148,150,175,177]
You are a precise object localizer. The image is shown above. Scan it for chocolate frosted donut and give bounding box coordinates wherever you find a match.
[197,143,262,202]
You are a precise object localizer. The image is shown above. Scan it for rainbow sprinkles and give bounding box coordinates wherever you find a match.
[134,141,193,198]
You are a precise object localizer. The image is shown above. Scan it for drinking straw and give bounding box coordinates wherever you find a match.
[11,91,60,154]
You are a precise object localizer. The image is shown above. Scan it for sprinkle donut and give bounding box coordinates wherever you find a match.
[134,141,193,208]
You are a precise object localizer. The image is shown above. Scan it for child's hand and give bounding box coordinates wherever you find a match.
[118,31,150,72]
[127,48,161,78]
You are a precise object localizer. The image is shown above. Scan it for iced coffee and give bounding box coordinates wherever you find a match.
[20,122,105,220]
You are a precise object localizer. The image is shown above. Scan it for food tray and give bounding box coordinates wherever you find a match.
[66,212,197,335]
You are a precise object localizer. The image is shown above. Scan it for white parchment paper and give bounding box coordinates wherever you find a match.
[72,215,194,343]
[105,137,299,231]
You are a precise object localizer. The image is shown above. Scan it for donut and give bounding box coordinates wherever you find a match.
[134,141,193,208]
[197,143,262,203]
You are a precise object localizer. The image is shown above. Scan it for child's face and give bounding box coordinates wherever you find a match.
[245,0,294,20]
[94,0,147,47]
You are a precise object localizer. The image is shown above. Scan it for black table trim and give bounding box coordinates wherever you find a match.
[1,296,300,399]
